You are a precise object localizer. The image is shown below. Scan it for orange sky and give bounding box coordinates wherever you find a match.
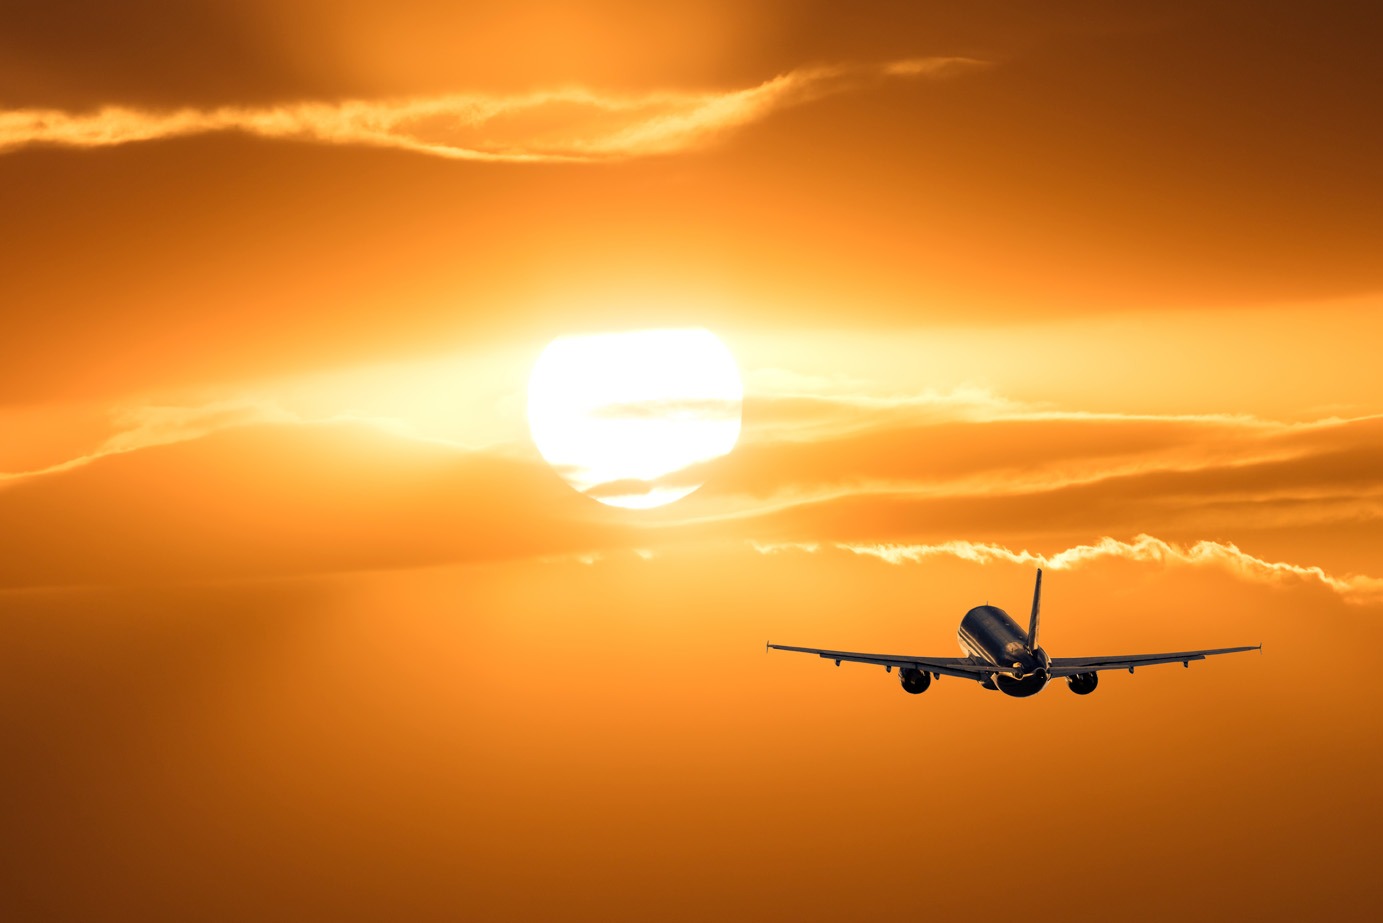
[3,3,1382,920]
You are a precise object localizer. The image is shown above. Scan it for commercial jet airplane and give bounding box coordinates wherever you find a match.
[768,569,1259,697]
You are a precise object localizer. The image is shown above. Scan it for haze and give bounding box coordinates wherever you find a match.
[3,3,1382,920]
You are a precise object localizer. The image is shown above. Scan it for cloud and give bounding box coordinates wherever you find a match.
[0,421,629,588]
[0,58,983,163]
[767,388,1383,495]
[1,399,296,482]
[7,385,1380,592]
[582,477,665,501]
[627,405,1383,588]
[589,398,743,422]
[653,391,1378,508]
[702,428,1383,552]
[754,534,1383,606]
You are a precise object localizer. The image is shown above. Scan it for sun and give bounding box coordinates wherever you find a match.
[527,328,743,509]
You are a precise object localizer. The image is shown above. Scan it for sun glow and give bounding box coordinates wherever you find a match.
[527,328,743,509]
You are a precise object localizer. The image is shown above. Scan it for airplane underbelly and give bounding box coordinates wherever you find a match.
[993,672,1049,698]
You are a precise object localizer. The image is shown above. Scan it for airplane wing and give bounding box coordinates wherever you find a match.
[1048,644,1260,677]
[766,643,1006,681]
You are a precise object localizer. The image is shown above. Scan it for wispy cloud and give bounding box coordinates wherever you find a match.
[0,58,984,162]
[0,398,465,485]
[589,398,743,422]
[687,383,1383,517]
[0,419,621,588]
[753,534,1383,605]
[0,399,295,483]
[740,383,1292,441]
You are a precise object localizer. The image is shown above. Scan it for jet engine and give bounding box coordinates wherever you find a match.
[899,667,931,695]
[1066,672,1099,695]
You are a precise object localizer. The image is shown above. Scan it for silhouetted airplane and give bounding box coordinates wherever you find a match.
[768,569,1259,697]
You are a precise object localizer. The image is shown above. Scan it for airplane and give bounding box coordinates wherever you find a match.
[767,569,1259,698]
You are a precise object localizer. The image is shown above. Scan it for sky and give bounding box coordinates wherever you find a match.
[3,2,1382,919]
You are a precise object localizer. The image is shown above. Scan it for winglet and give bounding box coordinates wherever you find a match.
[1027,568,1043,653]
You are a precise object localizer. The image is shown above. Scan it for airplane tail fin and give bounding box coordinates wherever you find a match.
[1027,568,1042,653]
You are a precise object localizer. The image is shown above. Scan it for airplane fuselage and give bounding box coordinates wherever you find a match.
[958,605,1051,697]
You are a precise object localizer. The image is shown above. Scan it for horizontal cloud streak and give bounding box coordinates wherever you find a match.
[0,399,296,483]
[0,58,982,162]
[0,421,629,588]
[754,534,1383,605]
[659,394,1383,516]
[7,386,1379,592]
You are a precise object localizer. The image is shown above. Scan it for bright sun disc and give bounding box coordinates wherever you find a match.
[527,328,743,509]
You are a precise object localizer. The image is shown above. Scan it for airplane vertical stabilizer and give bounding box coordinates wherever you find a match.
[1027,568,1042,653]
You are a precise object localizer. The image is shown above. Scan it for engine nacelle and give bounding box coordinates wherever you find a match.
[1066,671,1099,695]
[899,667,931,695]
